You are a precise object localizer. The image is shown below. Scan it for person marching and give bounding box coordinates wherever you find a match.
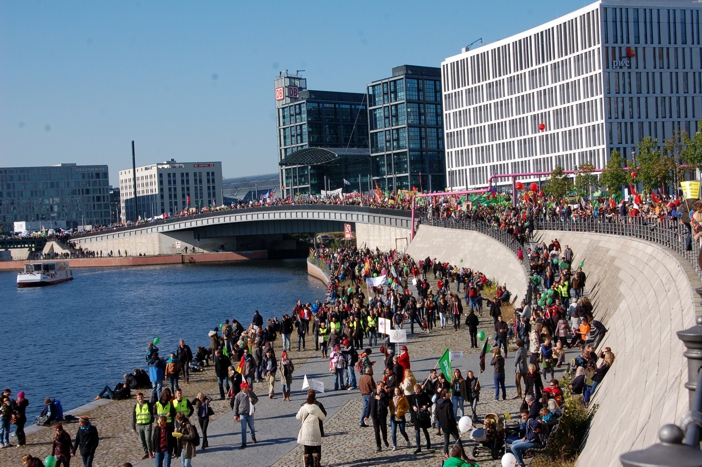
[296,389,326,467]
[280,351,295,401]
[132,392,153,459]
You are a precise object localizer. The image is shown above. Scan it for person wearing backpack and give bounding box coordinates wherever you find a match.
[175,413,199,466]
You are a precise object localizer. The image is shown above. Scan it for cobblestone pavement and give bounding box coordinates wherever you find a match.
[1,283,578,467]
[0,341,317,467]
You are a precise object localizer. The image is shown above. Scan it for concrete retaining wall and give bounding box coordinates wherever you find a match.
[406,225,529,306]
[307,259,330,285]
[407,225,699,465]
[532,230,698,466]
[355,223,411,253]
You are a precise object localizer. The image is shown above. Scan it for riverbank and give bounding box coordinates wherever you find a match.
[0,250,267,271]
[0,337,319,467]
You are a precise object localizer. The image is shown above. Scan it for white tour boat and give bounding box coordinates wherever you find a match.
[17,261,73,287]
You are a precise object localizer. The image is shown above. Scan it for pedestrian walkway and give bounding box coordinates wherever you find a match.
[134,348,361,467]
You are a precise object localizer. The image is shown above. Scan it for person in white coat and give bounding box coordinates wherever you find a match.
[296,390,326,467]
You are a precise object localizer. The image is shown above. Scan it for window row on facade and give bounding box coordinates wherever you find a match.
[443,8,601,91]
[606,95,699,122]
[367,78,441,107]
[370,127,444,153]
[369,103,443,131]
[444,50,602,113]
[603,7,701,46]
[447,148,607,189]
[447,123,605,168]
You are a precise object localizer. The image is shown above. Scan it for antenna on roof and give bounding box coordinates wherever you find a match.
[296,70,305,76]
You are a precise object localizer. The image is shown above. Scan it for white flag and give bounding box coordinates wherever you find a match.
[301,375,309,390]
[365,275,387,288]
[343,179,351,186]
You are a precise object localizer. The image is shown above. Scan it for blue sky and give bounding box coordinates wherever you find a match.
[0,0,593,185]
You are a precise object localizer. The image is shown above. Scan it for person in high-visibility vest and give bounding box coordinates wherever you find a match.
[172,389,193,427]
[318,323,329,358]
[132,392,153,459]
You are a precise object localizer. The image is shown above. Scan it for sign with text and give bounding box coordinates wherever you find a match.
[344,223,353,240]
[287,86,299,99]
[193,163,215,168]
[377,317,390,335]
[389,329,407,343]
[449,351,463,364]
[681,181,700,199]
[275,86,284,101]
[301,375,325,393]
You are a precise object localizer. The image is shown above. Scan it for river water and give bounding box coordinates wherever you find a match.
[0,260,326,419]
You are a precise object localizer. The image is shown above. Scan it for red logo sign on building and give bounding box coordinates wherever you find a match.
[275,86,285,101]
[193,163,215,168]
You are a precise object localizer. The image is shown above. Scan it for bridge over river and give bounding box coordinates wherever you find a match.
[70,205,412,256]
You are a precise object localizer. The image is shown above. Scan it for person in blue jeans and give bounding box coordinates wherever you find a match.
[389,387,412,450]
[511,416,544,465]
[151,415,174,467]
[450,369,468,420]
[233,382,258,449]
[490,348,507,400]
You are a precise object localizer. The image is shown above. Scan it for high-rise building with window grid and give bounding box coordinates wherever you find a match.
[441,0,702,190]
[367,65,446,192]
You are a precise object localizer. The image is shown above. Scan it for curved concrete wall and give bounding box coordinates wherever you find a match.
[535,230,697,466]
[407,225,698,466]
[406,225,528,306]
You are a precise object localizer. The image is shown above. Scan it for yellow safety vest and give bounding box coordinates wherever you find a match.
[348,321,357,332]
[135,402,152,425]
[156,401,173,423]
[319,327,329,342]
[368,317,377,328]
[173,398,191,417]
[331,321,341,333]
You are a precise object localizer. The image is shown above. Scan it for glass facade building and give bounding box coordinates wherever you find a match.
[367,65,446,192]
[274,72,369,195]
[0,163,110,232]
[441,0,702,190]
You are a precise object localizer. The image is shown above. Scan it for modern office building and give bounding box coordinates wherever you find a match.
[118,159,223,222]
[274,71,370,195]
[367,65,446,192]
[0,163,110,232]
[441,0,702,190]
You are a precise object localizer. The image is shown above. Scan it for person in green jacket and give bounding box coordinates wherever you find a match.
[443,443,479,467]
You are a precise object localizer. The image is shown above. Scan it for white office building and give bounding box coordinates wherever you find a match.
[119,159,223,222]
[441,0,702,189]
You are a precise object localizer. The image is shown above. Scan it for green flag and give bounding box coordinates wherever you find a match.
[438,348,452,380]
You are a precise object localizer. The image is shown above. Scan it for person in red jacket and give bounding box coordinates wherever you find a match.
[398,345,411,374]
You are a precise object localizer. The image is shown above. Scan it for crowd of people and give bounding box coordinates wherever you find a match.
[5,231,617,467]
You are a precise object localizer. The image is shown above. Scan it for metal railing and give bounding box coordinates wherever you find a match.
[420,215,702,280]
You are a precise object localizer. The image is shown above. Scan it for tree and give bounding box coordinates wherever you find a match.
[636,136,673,194]
[600,150,629,195]
[543,165,572,200]
[681,120,702,171]
[574,163,599,198]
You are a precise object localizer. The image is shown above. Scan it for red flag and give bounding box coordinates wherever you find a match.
[651,191,661,203]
